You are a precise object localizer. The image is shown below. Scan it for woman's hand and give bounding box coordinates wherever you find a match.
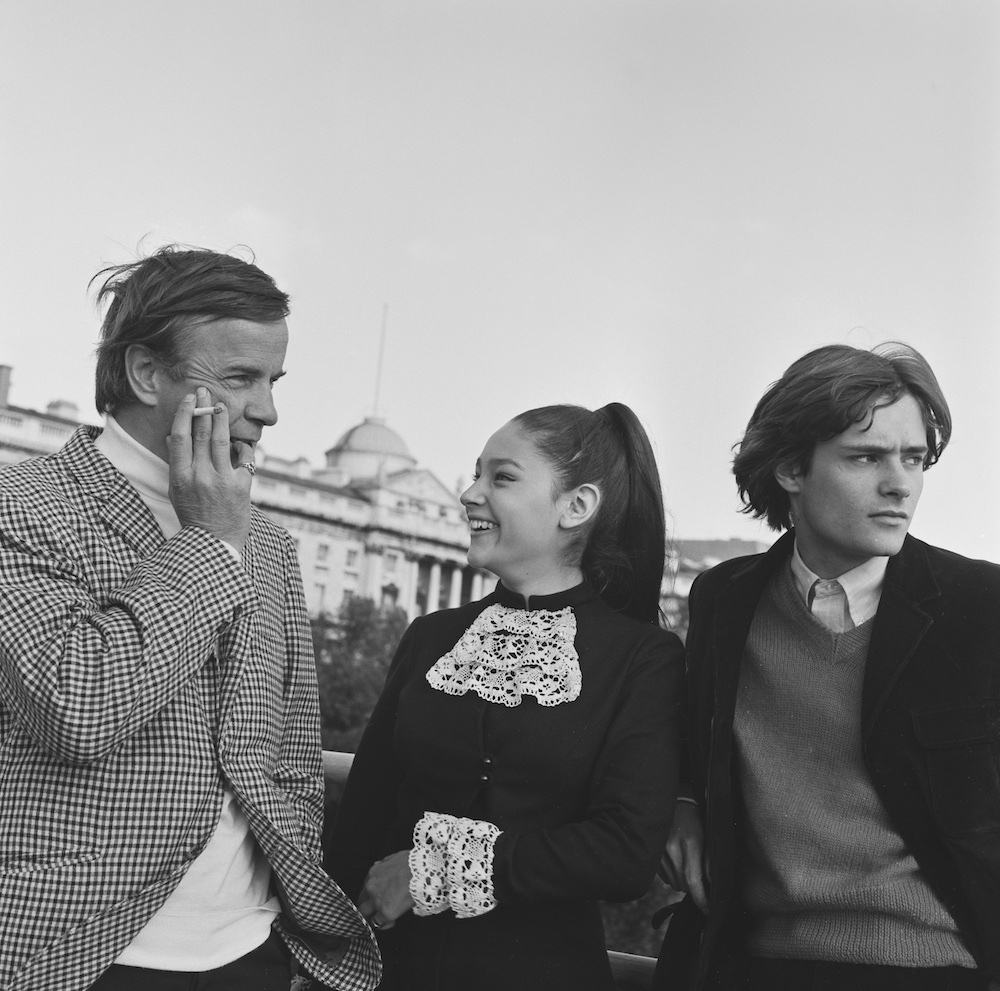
[357,849,415,931]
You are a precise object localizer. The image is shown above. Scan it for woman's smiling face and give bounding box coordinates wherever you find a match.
[460,420,583,596]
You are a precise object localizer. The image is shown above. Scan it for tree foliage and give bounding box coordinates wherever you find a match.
[312,597,409,753]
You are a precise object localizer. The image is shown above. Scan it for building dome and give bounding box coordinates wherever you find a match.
[324,416,417,481]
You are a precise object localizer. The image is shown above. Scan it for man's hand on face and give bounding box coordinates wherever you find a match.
[168,387,253,553]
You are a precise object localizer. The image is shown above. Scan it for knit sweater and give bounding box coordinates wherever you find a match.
[732,563,974,967]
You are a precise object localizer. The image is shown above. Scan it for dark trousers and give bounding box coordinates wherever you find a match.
[89,931,292,991]
[749,957,986,991]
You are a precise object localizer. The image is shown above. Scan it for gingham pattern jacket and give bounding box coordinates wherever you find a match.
[0,428,380,991]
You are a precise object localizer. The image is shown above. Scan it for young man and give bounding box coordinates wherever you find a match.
[657,343,999,990]
[0,247,380,990]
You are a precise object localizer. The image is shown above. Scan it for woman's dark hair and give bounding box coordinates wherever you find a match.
[92,244,290,415]
[513,403,666,625]
[734,341,952,531]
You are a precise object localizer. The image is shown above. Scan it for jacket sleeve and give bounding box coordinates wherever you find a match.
[0,487,255,766]
[325,618,423,901]
[491,630,685,905]
[271,529,326,858]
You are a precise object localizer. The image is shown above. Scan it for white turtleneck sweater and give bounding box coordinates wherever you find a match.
[95,415,280,971]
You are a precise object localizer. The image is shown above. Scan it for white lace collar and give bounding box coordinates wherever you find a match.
[426,603,580,707]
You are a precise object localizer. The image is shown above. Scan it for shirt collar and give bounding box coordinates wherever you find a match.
[493,580,597,612]
[790,541,888,627]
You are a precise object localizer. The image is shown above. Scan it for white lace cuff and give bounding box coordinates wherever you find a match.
[408,812,501,919]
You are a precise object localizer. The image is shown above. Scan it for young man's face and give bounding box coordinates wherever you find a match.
[776,392,928,578]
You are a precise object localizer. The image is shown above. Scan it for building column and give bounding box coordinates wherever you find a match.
[404,556,420,618]
[364,545,383,599]
[427,561,442,616]
[448,565,462,609]
[471,572,485,601]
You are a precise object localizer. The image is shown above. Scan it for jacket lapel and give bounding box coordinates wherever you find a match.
[703,532,796,795]
[61,426,167,560]
[861,535,940,740]
[711,532,795,706]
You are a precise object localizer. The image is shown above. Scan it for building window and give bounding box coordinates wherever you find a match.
[316,543,329,563]
[384,552,398,575]
[314,583,327,611]
[346,549,359,568]
[341,589,354,607]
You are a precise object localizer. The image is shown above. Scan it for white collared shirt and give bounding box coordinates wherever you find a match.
[790,542,889,628]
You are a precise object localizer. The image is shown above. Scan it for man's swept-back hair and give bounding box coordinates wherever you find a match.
[733,342,952,531]
[513,403,666,625]
[92,245,290,414]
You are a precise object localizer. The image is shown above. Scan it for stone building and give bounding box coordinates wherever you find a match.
[0,365,81,468]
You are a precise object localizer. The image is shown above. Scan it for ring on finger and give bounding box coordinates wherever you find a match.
[239,462,256,476]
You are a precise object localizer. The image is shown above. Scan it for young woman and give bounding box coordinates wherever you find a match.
[326,403,684,991]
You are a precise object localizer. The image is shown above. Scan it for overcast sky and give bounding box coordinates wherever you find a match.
[2,0,998,559]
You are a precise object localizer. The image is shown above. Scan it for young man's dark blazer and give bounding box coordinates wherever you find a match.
[655,530,1000,990]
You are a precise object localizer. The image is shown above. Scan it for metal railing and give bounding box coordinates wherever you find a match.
[321,751,657,990]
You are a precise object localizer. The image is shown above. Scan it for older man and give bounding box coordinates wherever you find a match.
[0,247,379,990]
[658,343,999,991]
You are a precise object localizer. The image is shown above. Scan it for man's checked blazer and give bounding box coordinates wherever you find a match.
[0,427,380,990]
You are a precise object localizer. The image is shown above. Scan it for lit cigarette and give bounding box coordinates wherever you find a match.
[193,405,222,416]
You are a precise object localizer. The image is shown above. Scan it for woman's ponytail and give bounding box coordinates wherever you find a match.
[513,403,666,624]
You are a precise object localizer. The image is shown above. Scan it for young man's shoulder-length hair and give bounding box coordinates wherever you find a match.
[92,244,290,415]
[734,342,952,531]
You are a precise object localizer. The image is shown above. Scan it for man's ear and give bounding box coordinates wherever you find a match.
[774,462,803,495]
[559,483,600,530]
[123,345,163,408]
